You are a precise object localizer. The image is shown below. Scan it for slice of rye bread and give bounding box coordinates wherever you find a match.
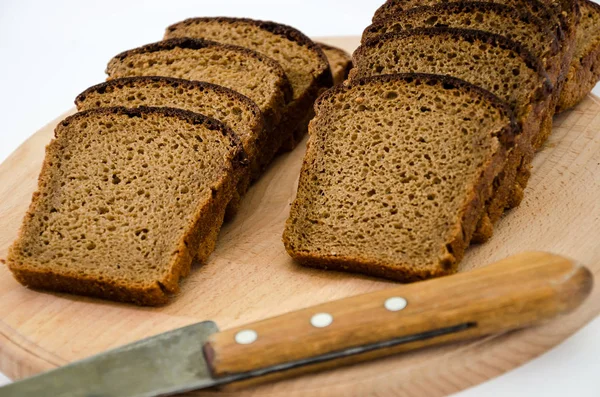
[557,0,600,111]
[317,43,353,85]
[6,106,246,306]
[283,73,517,281]
[106,37,292,160]
[164,17,333,150]
[352,28,552,243]
[75,77,263,218]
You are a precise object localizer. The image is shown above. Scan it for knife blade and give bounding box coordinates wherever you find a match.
[0,252,593,396]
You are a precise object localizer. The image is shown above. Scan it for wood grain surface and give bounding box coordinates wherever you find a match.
[0,36,599,396]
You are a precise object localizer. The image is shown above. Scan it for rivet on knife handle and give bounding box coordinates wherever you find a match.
[204,252,593,384]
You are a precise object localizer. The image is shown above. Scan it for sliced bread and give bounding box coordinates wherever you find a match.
[352,28,552,242]
[317,43,353,85]
[371,0,575,110]
[7,107,246,306]
[557,0,600,111]
[362,2,561,148]
[75,77,264,218]
[283,73,516,280]
[106,37,292,158]
[76,77,265,179]
[164,17,333,150]
[362,3,560,83]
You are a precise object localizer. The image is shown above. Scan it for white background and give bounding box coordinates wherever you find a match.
[0,1,599,395]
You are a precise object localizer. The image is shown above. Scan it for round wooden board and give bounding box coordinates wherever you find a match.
[0,36,599,396]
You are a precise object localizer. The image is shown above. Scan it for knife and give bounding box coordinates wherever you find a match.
[0,251,593,397]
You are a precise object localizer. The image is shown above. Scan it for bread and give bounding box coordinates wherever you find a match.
[352,28,552,243]
[76,77,265,179]
[371,0,576,116]
[363,3,560,83]
[283,73,516,281]
[106,37,292,159]
[557,0,600,111]
[75,77,264,218]
[164,17,333,150]
[317,43,353,85]
[363,2,562,151]
[6,107,246,306]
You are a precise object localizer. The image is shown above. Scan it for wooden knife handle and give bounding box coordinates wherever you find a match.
[204,252,593,385]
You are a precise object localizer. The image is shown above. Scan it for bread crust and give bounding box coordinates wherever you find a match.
[7,106,245,306]
[557,0,600,112]
[164,18,334,151]
[284,73,517,281]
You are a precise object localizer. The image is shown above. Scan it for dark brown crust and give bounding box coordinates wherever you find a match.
[285,73,517,281]
[557,0,600,111]
[107,38,293,104]
[8,106,244,305]
[362,2,560,57]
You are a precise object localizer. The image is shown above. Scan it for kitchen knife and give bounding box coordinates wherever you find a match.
[0,251,593,397]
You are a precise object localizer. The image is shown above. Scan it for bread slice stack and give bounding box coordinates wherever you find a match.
[7,18,334,305]
[370,0,600,113]
[352,28,553,242]
[164,17,333,150]
[76,77,264,217]
[285,0,600,281]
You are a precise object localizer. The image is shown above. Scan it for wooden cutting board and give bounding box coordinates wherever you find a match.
[0,36,599,396]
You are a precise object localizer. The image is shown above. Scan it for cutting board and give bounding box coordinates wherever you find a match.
[0,36,599,397]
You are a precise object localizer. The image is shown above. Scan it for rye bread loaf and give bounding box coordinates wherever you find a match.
[317,43,353,85]
[7,107,246,305]
[352,28,552,242]
[164,17,333,150]
[106,37,292,159]
[557,0,600,111]
[283,73,516,281]
[363,2,561,149]
[75,77,264,218]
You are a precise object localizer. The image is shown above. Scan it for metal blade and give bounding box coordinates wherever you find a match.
[0,321,220,397]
